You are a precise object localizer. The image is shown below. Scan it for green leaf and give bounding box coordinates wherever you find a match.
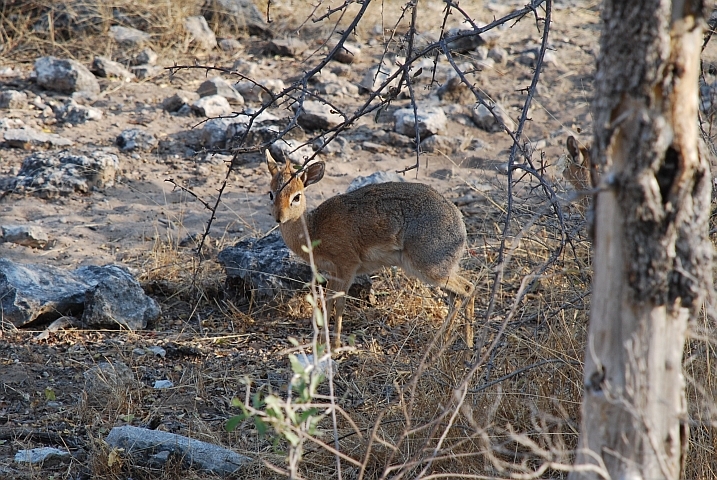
[315,307,324,327]
[225,414,245,432]
[44,387,56,401]
[288,337,300,347]
[311,239,321,248]
[284,430,300,447]
[289,354,306,375]
[255,417,268,437]
[298,408,320,423]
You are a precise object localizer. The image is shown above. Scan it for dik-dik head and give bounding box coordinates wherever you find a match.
[564,136,598,191]
[266,150,325,224]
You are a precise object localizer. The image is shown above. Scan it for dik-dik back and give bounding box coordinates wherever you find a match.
[266,151,475,347]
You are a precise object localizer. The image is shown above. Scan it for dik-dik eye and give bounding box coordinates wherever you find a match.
[268,191,274,201]
[291,192,302,205]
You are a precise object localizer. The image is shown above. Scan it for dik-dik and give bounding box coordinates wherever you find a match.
[266,151,475,348]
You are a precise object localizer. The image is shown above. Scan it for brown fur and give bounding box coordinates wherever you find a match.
[266,151,475,348]
[564,135,599,192]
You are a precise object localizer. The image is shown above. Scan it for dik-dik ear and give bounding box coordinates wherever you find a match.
[300,161,325,187]
[265,150,279,176]
[566,136,581,163]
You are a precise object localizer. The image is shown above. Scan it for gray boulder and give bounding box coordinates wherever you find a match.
[197,77,244,105]
[296,100,343,130]
[0,259,160,329]
[91,56,136,81]
[347,171,406,192]
[471,101,516,133]
[8,150,118,198]
[2,127,73,149]
[266,38,307,57]
[106,425,251,475]
[393,106,447,138]
[192,95,232,117]
[0,90,28,109]
[184,16,217,50]
[117,128,158,152]
[34,56,100,95]
[1,225,49,248]
[109,25,151,47]
[55,99,103,124]
[202,0,271,37]
[14,447,71,467]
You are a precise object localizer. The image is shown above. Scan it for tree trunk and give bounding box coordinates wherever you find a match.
[570,2,711,480]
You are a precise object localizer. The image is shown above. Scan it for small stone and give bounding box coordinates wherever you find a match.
[0,90,28,109]
[266,38,307,57]
[219,38,242,52]
[15,447,70,466]
[488,46,508,64]
[296,100,343,130]
[1,225,49,248]
[130,64,163,80]
[471,101,516,133]
[192,95,233,117]
[393,106,447,138]
[269,139,314,163]
[154,380,173,389]
[132,48,158,66]
[446,28,484,53]
[56,100,103,124]
[202,0,271,38]
[162,91,200,112]
[184,16,217,50]
[234,79,284,103]
[91,56,135,81]
[347,171,406,192]
[358,64,400,94]
[197,77,244,105]
[436,77,474,104]
[420,135,464,154]
[109,25,151,47]
[148,346,166,357]
[34,56,100,95]
[2,127,73,149]
[117,128,158,152]
[331,42,362,64]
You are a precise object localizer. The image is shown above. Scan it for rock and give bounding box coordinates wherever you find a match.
[420,135,464,154]
[162,91,200,112]
[56,99,103,124]
[148,346,167,357]
[234,79,284,103]
[436,77,474,104]
[132,48,158,66]
[201,118,233,148]
[393,106,447,138]
[80,264,161,330]
[266,38,307,57]
[446,28,484,53]
[117,128,158,152]
[331,41,362,64]
[296,100,343,130]
[0,90,28,109]
[347,171,406,192]
[2,128,73,149]
[34,56,100,95]
[219,38,242,52]
[192,95,233,117]
[1,225,49,248]
[197,77,244,105]
[314,78,360,97]
[154,380,173,389]
[9,150,118,198]
[203,0,271,37]
[219,230,314,301]
[84,361,135,402]
[269,139,314,163]
[184,16,217,50]
[471,101,516,133]
[14,447,71,467]
[358,64,401,94]
[0,259,160,329]
[488,46,508,64]
[105,425,251,476]
[109,25,151,47]
[313,136,349,155]
[130,64,163,80]
[91,56,135,81]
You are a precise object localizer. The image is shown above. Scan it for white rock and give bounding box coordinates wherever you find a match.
[192,95,233,117]
[471,101,516,133]
[393,106,447,138]
[184,16,217,50]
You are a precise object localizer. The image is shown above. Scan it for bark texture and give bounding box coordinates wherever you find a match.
[570,1,711,479]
